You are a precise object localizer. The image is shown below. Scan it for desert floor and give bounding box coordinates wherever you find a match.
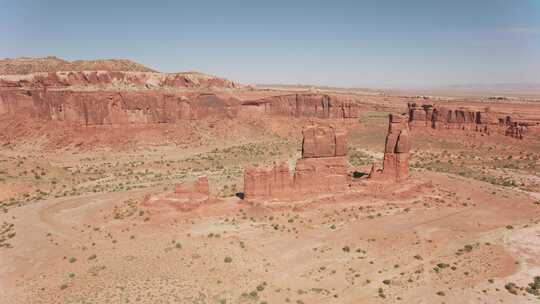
[1,96,540,304]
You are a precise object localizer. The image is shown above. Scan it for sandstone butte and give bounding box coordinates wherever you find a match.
[407,102,529,139]
[0,90,241,125]
[243,116,411,202]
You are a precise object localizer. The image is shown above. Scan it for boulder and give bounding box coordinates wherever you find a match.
[0,90,238,125]
[243,162,293,199]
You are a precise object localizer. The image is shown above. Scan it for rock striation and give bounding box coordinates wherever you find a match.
[242,94,360,119]
[0,62,240,127]
[0,70,237,90]
[407,102,530,139]
[174,176,210,200]
[0,90,239,125]
[243,125,349,201]
[0,56,156,74]
[408,102,490,133]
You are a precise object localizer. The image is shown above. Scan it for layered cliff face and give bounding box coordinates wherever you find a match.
[408,103,491,132]
[407,102,531,139]
[242,93,360,119]
[0,71,237,90]
[243,125,349,201]
[0,90,239,125]
[0,56,156,74]
[0,58,240,127]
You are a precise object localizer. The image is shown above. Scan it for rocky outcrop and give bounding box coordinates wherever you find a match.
[0,71,237,90]
[293,157,348,194]
[174,176,210,200]
[302,125,347,158]
[0,56,156,74]
[408,102,490,133]
[141,176,215,212]
[500,116,526,139]
[243,162,293,199]
[242,94,360,119]
[408,102,531,139]
[0,90,239,125]
[0,60,240,127]
[243,125,349,201]
[370,114,410,182]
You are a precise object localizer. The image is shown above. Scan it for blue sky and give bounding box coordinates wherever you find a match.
[1,0,539,88]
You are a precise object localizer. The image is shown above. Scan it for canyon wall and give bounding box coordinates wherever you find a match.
[0,68,241,126]
[242,94,361,119]
[408,102,491,132]
[408,102,531,139]
[0,90,239,125]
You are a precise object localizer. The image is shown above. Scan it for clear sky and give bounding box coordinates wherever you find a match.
[1,0,539,88]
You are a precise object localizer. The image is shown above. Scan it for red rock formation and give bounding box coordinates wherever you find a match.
[370,114,410,182]
[243,125,349,201]
[174,176,210,199]
[141,176,216,212]
[242,94,360,119]
[301,125,347,158]
[0,90,239,125]
[407,102,531,139]
[243,162,293,199]
[0,71,237,89]
[293,157,348,194]
[408,102,490,132]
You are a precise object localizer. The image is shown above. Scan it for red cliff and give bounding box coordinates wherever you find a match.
[242,94,360,119]
[407,102,530,139]
[0,90,239,125]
